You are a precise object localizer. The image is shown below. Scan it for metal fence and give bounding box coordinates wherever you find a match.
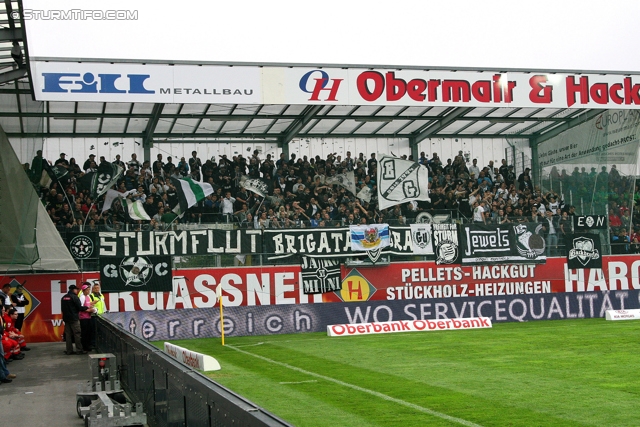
[95,316,294,427]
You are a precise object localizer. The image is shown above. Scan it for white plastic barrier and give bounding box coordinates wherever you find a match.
[605,309,640,321]
[163,342,221,371]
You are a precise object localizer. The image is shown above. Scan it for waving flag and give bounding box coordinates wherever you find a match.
[350,224,390,251]
[121,198,151,221]
[171,176,214,214]
[377,155,430,210]
[240,176,269,198]
[326,171,357,195]
[78,163,124,200]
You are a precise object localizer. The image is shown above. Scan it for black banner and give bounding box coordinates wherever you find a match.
[264,226,415,259]
[301,257,341,294]
[432,223,461,265]
[99,229,262,257]
[99,255,172,292]
[461,223,546,265]
[574,215,607,231]
[67,232,98,259]
[566,234,602,269]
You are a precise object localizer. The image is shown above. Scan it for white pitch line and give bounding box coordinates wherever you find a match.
[229,342,265,348]
[279,380,318,385]
[227,345,484,427]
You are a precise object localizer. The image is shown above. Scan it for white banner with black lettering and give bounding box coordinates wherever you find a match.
[377,155,430,210]
[410,224,434,255]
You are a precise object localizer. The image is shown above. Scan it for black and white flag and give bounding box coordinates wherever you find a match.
[377,155,430,210]
[566,234,602,269]
[241,176,269,198]
[432,223,460,265]
[99,255,172,292]
[78,163,124,200]
[326,171,357,195]
[301,256,341,294]
[574,215,607,231]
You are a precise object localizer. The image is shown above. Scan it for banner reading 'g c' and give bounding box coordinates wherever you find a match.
[99,255,172,292]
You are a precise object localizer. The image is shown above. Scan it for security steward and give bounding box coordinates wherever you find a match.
[89,282,106,350]
[61,284,93,355]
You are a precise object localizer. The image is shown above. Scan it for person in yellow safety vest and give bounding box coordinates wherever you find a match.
[89,282,105,350]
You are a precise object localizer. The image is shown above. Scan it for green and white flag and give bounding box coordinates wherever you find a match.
[122,198,151,221]
[171,176,214,214]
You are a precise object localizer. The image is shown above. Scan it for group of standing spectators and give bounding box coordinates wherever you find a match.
[0,283,31,385]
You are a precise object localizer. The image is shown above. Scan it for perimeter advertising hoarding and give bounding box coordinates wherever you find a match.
[7,255,640,342]
[32,61,640,109]
[109,290,638,341]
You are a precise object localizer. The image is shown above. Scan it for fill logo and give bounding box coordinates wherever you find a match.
[337,269,376,302]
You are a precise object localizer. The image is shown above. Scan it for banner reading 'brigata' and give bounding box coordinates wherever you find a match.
[32,61,640,109]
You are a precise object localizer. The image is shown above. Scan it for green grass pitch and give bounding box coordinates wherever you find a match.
[157,318,640,426]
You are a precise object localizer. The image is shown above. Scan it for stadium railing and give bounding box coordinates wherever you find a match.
[95,316,294,427]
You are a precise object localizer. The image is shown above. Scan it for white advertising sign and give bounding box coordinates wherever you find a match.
[605,309,640,321]
[163,342,221,371]
[327,317,492,337]
[31,61,640,109]
[31,61,262,104]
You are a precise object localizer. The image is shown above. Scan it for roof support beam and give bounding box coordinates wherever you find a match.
[278,105,324,158]
[142,103,164,161]
[278,105,324,146]
[0,28,23,41]
[410,107,475,146]
[0,67,27,85]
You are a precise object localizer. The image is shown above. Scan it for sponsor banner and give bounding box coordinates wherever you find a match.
[99,255,173,292]
[301,257,341,294]
[410,224,434,255]
[566,234,602,269]
[99,229,262,257]
[461,223,546,265]
[286,68,640,109]
[605,309,640,321]
[11,255,640,342]
[264,226,414,259]
[67,232,98,259]
[163,342,221,371]
[32,61,262,104]
[108,290,640,341]
[538,110,640,169]
[574,215,607,231]
[350,224,390,252]
[377,155,430,210]
[327,317,492,337]
[32,63,640,109]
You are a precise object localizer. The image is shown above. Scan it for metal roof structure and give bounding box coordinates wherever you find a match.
[0,1,606,155]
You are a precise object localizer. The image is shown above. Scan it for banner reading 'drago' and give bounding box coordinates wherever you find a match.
[461,223,546,265]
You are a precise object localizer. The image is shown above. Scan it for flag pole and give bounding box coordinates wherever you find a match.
[216,285,225,346]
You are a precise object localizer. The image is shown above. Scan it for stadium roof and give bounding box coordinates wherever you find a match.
[0,2,608,148]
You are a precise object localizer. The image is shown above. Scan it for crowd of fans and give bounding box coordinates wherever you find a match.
[0,283,31,385]
[26,147,640,254]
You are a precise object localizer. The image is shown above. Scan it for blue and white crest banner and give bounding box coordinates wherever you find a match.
[350,224,390,252]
